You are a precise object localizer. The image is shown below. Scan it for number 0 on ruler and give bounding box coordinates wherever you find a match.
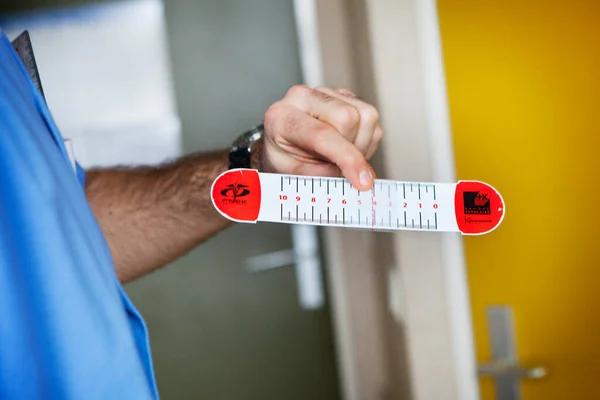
[211,169,505,235]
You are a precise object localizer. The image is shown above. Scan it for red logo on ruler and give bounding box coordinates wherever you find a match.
[220,183,251,201]
[455,181,504,235]
[211,169,261,222]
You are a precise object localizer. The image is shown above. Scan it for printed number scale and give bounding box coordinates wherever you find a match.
[211,169,505,235]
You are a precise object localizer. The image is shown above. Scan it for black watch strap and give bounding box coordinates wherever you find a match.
[229,124,263,169]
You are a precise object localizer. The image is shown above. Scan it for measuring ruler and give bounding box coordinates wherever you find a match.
[211,168,505,235]
[11,30,46,100]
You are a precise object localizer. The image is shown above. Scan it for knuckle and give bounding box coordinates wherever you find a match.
[286,84,309,98]
[364,104,380,124]
[374,127,383,142]
[311,126,336,154]
[340,152,361,169]
[310,88,334,103]
[311,125,329,146]
[336,104,360,127]
[338,88,357,98]
[264,102,284,127]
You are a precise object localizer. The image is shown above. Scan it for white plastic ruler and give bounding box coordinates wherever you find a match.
[211,168,505,235]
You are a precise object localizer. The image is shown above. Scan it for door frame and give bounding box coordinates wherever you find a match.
[299,0,481,399]
[293,1,403,399]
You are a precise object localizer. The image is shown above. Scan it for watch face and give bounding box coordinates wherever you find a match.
[230,125,263,169]
[237,126,263,145]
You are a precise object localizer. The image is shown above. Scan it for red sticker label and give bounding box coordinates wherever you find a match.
[455,181,505,235]
[211,169,261,222]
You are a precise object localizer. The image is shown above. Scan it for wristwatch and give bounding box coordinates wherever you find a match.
[229,124,264,169]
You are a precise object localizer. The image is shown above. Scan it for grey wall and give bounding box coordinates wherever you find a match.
[162,0,304,151]
[125,1,341,398]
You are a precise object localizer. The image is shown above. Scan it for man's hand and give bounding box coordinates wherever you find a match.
[261,85,382,190]
[85,85,383,282]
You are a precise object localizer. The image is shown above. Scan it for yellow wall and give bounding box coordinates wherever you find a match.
[437,1,600,398]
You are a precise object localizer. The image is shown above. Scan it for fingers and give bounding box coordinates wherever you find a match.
[336,88,358,98]
[314,86,380,157]
[265,103,375,190]
[282,85,360,143]
[366,125,383,160]
[263,85,383,190]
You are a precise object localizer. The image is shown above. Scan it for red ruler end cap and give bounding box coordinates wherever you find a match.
[211,169,261,222]
[454,180,505,235]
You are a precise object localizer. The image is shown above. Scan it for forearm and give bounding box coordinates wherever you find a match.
[84,84,382,283]
[85,147,253,283]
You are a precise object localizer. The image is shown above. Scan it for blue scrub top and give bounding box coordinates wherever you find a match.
[0,31,158,399]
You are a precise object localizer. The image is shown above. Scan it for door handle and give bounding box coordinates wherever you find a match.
[477,359,546,379]
[244,225,324,310]
[478,306,548,400]
[244,249,295,272]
